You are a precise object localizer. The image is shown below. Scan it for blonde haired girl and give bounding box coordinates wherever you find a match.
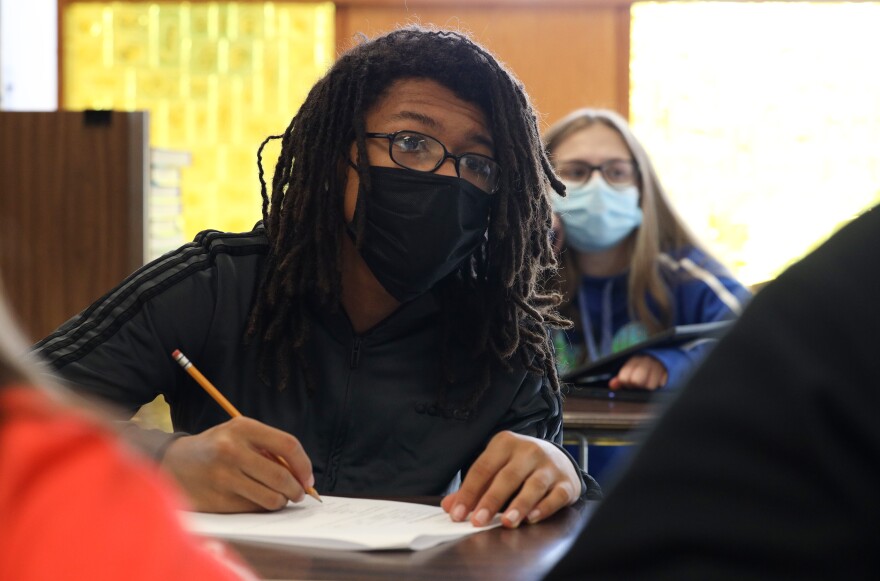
[546,108,750,390]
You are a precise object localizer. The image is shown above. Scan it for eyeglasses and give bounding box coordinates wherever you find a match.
[555,159,639,189]
[366,130,501,194]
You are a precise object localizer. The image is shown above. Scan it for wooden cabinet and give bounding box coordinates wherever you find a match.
[0,110,148,341]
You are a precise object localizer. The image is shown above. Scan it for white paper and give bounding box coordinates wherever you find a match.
[182,496,501,551]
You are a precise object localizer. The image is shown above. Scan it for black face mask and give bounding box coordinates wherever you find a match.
[348,166,491,303]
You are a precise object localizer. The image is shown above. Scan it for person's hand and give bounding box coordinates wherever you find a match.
[550,213,566,255]
[441,431,580,529]
[609,354,667,390]
[161,417,314,513]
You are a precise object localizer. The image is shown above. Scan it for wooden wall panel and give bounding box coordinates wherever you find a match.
[0,111,146,341]
[336,3,631,128]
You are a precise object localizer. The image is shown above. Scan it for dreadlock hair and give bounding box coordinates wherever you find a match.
[246,25,569,414]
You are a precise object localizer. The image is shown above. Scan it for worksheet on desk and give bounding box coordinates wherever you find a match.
[181,496,501,551]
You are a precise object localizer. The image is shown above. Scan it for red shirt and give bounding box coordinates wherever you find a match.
[0,386,255,581]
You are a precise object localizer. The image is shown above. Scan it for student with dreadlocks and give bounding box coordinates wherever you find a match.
[35,26,600,527]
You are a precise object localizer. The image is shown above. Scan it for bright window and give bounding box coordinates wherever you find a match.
[65,2,335,240]
[630,1,880,284]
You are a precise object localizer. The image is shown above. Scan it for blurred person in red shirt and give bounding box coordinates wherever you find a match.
[0,275,256,581]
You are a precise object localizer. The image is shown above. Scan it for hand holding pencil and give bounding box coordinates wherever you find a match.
[158,349,320,513]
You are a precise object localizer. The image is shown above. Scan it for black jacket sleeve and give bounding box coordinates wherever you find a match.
[33,242,221,414]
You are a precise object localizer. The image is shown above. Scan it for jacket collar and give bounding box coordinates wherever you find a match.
[309,289,441,344]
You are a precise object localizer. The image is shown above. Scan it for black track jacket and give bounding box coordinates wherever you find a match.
[36,226,599,498]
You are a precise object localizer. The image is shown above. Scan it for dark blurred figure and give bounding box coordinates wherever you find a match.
[547,204,880,579]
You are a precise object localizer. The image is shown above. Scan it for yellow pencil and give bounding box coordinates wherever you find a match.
[171,349,322,503]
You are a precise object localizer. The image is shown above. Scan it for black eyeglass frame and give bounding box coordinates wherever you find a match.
[365,130,502,194]
[555,159,641,190]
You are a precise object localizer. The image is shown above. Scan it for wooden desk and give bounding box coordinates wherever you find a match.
[563,396,656,434]
[563,396,656,437]
[228,499,591,581]
[561,396,659,470]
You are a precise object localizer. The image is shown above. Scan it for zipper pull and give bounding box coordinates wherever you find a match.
[350,337,362,369]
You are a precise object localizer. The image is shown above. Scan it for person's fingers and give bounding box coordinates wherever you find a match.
[445,435,582,527]
[627,357,650,386]
[523,483,580,525]
[613,355,667,390]
[232,418,315,502]
[237,451,303,509]
[633,355,666,390]
[498,467,554,528]
[446,432,517,522]
[196,422,299,509]
[440,491,459,513]
[499,439,581,527]
[160,417,314,513]
[469,456,538,527]
[612,358,638,388]
[234,417,315,493]
[190,486,266,514]
[645,361,667,390]
[161,431,260,512]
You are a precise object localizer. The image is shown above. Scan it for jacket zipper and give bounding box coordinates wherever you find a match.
[349,336,362,369]
[326,337,361,489]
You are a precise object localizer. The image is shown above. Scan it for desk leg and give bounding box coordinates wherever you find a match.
[563,431,589,473]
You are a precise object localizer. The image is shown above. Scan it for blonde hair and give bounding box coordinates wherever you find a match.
[544,108,700,334]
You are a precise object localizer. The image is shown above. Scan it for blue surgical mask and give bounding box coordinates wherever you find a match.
[552,176,642,252]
